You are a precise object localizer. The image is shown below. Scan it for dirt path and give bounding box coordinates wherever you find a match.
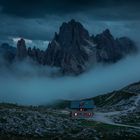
[89,94,140,129]
[90,112,140,130]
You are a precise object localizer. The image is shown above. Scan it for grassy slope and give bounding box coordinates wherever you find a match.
[47,90,137,109]
[92,91,137,107]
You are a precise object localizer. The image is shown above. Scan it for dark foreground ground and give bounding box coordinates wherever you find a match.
[0,103,140,140]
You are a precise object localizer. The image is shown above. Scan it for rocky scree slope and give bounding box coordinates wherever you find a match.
[92,81,140,126]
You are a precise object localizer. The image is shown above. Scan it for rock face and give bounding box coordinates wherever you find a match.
[0,43,16,63]
[12,20,137,74]
[44,21,137,73]
[16,38,27,60]
[27,47,45,64]
[116,37,137,55]
[0,20,137,74]
[44,19,95,74]
[94,29,137,63]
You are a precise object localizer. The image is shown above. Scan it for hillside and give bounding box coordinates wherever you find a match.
[0,81,140,139]
[0,103,140,140]
[48,81,140,127]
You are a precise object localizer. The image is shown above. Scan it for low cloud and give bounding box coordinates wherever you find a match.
[0,52,140,105]
[12,38,49,50]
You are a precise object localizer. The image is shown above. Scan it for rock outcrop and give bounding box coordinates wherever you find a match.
[16,38,27,60]
[10,20,137,74]
[0,43,16,63]
[94,29,137,63]
[44,19,95,74]
[27,47,45,64]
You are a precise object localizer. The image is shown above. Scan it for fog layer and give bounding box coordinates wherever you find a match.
[0,52,140,105]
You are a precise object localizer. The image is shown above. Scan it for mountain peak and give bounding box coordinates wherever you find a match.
[17,38,26,48]
[70,19,76,23]
[16,38,27,60]
[45,20,94,74]
[103,29,111,36]
[4,20,135,75]
[56,19,90,49]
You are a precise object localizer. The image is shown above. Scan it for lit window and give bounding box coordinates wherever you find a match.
[74,113,78,116]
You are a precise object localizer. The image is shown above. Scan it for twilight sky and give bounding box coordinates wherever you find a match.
[0,0,140,105]
[0,0,140,48]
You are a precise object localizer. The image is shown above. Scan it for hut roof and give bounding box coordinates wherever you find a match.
[70,100,95,109]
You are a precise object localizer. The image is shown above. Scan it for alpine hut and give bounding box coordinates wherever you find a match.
[70,100,95,118]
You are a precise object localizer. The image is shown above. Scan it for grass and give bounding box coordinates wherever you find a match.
[92,91,136,107]
[79,119,140,140]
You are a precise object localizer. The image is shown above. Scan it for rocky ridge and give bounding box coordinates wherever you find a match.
[0,43,16,63]
[94,29,137,63]
[0,19,137,74]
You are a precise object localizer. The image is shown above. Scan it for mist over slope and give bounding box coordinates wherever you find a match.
[0,52,140,105]
[0,19,139,105]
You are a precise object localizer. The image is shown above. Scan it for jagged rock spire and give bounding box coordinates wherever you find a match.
[16,38,27,60]
[57,19,90,49]
[45,19,94,74]
[13,20,137,75]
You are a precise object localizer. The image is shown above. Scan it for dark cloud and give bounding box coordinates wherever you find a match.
[0,0,139,19]
[0,0,139,44]
[1,53,140,105]
[0,0,99,17]
[0,14,140,45]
